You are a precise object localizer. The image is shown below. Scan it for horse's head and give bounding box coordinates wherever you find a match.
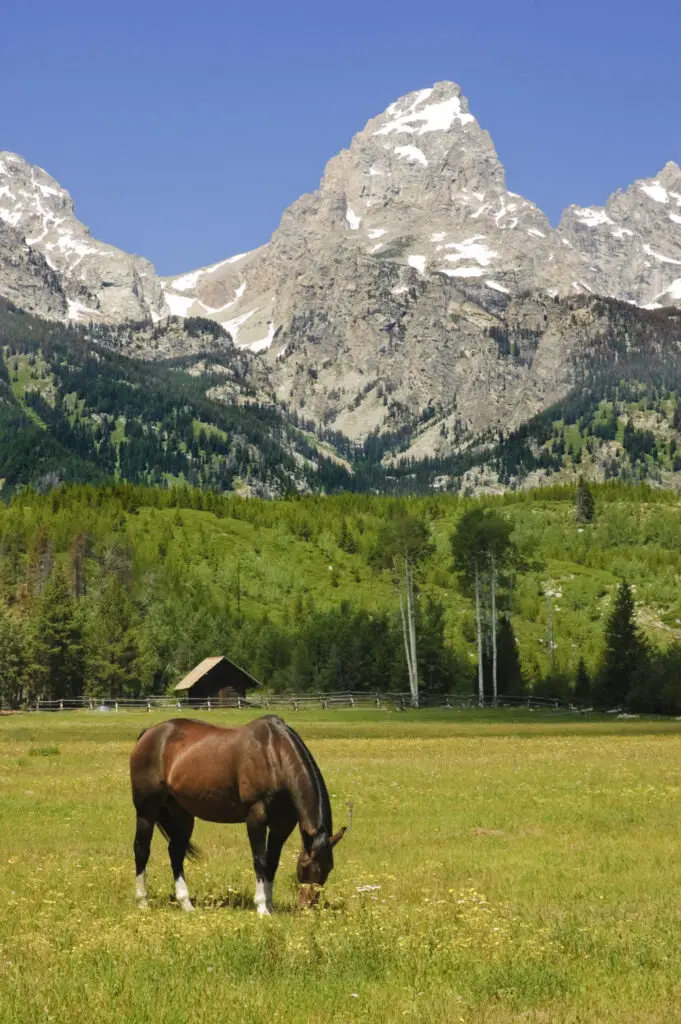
[297,827,346,907]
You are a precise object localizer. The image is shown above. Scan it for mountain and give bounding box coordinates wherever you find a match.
[3,292,681,497]
[157,83,681,448]
[0,152,167,322]
[1,83,680,478]
[162,83,681,327]
[558,161,681,307]
[0,300,355,497]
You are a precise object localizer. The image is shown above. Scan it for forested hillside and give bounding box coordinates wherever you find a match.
[0,301,354,497]
[4,298,681,498]
[3,482,681,711]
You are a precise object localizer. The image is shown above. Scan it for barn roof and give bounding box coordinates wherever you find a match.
[173,656,260,693]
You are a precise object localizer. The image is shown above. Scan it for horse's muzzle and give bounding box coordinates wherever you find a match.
[299,884,321,909]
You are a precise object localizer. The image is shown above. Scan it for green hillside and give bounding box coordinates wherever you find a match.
[3,481,681,707]
[0,300,353,497]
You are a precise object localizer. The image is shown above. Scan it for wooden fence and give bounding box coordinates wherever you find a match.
[2,692,593,715]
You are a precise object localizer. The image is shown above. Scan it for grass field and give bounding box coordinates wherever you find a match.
[2,709,681,1023]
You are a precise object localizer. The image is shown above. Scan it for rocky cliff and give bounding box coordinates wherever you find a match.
[1,83,679,460]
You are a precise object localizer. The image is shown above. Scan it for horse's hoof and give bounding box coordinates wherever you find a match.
[256,905,272,916]
[180,900,195,913]
[137,899,149,911]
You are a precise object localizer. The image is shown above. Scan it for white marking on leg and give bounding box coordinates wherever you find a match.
[255,878,273,915]
[136,872,148,909]
[175,874,194,912]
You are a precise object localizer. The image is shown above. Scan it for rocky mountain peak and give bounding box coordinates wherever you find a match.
[161,81,572,347]
[558,162,681,306]
[0,150,167,323]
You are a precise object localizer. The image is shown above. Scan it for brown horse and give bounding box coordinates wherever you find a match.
[129,715,346,914]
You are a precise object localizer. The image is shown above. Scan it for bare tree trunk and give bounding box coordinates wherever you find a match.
[475,561,484,706]
[397,559,418,707]
[405,559,418,707]
[490,552,498,704]
[546,591,555,673]
[399,588,414,689]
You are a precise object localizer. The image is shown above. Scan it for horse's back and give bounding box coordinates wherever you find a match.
[130,716,290,816]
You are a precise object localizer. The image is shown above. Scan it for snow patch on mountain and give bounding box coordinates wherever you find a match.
[394,145,428,167]
[641,182,669,203]
[375,89,475,136]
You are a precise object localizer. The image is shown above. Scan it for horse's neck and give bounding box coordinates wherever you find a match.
[284,735,328,835]
[288,772,324,835]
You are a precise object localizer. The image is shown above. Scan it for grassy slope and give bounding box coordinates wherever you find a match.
[6,485,681,684]
[1,709,681,1023]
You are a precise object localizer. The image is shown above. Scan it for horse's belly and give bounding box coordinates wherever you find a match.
[170,787,247,824]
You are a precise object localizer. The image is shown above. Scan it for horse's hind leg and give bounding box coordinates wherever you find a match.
[158,800,195,912]
[133,806,157,909]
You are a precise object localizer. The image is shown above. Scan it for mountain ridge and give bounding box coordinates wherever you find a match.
[1,82,680,467]
[2,84,679,333]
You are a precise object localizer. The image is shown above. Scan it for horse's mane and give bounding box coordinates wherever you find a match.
[277,719,333,837]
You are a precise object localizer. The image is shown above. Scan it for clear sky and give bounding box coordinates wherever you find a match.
[2,0,679,275]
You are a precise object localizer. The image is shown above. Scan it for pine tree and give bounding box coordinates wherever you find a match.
[69,533,90,598]
[28,567,85,701]
[494,615,525,697]
[573,657,592,705]
[85,577,139,698]
[594,581,647,708]
[24,525,54,600]
[417,597,454,694]
[575,476,595,523]
[0,603,29,706]
[337,519,357,554]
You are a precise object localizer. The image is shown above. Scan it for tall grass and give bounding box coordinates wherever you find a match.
[2,709,681,1021]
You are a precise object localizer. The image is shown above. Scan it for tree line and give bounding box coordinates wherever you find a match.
[1,477,678,713]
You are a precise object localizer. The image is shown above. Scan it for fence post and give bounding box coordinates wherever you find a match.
[115,702,119,713]
[350,696,354,708]
[207,699,211,711]
[375,693,381,709]
[147,700,151,713]
[59,700,63,711]
[237,697,241,710]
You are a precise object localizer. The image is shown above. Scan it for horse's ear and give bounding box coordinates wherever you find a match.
[330,826,347,847]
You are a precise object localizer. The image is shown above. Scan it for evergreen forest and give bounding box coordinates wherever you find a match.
[3,480,681,714]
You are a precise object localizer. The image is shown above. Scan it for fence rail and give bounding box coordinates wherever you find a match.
[1,692,593,715]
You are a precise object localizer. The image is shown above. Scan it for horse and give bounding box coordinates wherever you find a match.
[129,714,346,914]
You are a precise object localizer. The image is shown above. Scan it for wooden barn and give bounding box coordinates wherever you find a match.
[173,656,260,706]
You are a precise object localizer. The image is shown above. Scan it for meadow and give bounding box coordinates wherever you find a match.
[2,708,681,1023]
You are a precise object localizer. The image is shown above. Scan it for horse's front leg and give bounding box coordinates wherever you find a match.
[247,806,272,916]
[265,817,297,904]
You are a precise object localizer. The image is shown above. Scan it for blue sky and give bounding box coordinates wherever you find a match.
[2,0,679,275]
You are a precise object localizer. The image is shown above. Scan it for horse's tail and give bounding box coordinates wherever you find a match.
[156,818,201,861]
